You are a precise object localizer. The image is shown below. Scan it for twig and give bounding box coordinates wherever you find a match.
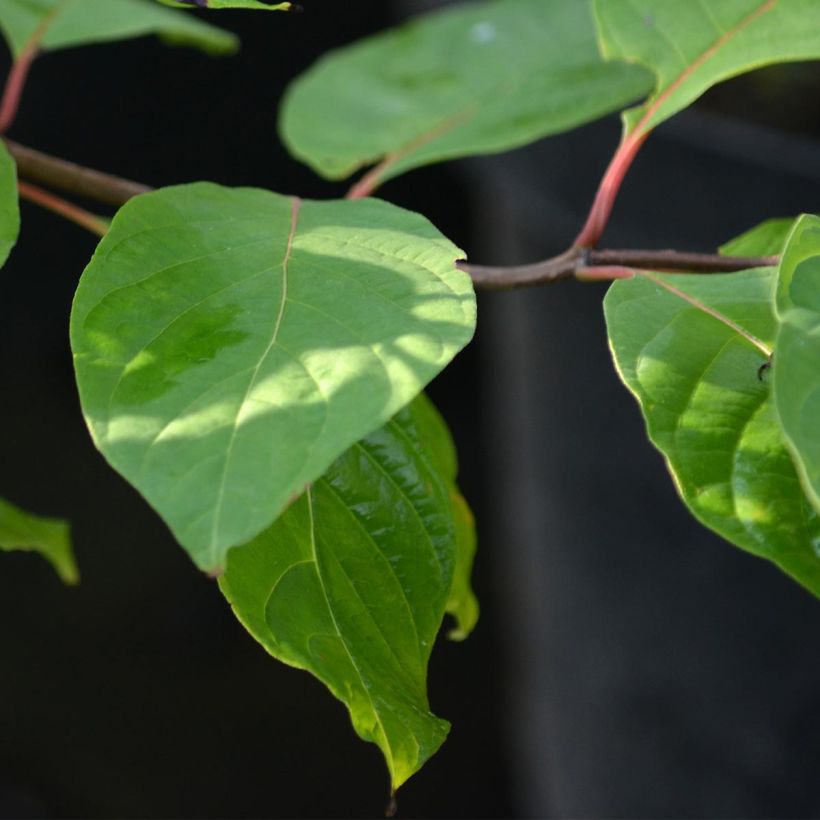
[0,10,59,134]
[6,140,152,206]
[18,181,109,237]
[459,247,779,290]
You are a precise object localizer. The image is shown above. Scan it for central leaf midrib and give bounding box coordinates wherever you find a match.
[208,197,301,560]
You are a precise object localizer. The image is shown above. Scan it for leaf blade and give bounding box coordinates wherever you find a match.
[774,214,820,514]
[280,0,653,183]
[220,395,475,788]
[0,0,237,57]
[156,0,293,8]
[605,265,820,597]
[0,141,19,269]
[0,497,78,584]
[594,0,820,138]
[70,184,475,571]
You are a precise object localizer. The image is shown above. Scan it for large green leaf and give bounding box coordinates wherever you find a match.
[0,497,78,583]
[594,0,820,138]
[0,141,19,269]
[279,0,653,184]
[604,256,820,597]
[157,0,293,9]
[0,0,237,58]
[71,183,475,572]
[220,394,475,789]
[774,214,820,515]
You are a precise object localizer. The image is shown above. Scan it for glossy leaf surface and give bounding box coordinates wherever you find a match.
[0,141,19,269]
[605,260,820,597]
[594,0,820,137]
[71,183,474,571]
[0,497,78,584]
[280,0,653,183]
[774,214,820,514]
[220,394,476,788]
[0,0,237,58]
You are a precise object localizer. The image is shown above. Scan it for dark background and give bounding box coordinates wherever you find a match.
[1,1,819,817]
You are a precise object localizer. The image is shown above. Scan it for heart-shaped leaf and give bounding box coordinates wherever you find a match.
[0,0,237,58]
[220,394,475,790]
[774,214,820,515]
[605,254,820,597]
[0,497,78,584]
[71,183,475,572]
[594,0,820,139]
[0,141,19,269]
[279,0,653,185]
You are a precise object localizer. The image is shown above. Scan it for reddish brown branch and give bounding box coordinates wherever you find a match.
[18,181,109,237]
[459,247,779,290]
[5,140,152,206]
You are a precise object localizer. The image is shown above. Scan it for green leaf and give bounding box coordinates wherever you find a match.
[0,141,19,269]
[594,0,820,138]
[219,394,475,789]
[407,393,477,640]
[604,265,820,597]
[156,0,293,9]
[0,0,237,58]
[71,183,475,572]
[279,0,653,184]
[720,217,795,257]
[773,214,820,515]
[0,497,78,584]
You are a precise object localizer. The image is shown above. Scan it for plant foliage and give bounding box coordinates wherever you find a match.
[2,0,820,798]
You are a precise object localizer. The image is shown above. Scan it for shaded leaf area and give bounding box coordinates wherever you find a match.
[774,214,820,514]
[409,394,478,640]
[605,256,820,597]
[220,394,477,789]
[157,0,293,9]
[594,0,820,137]
[280,0,653,184]
[71,183,475,572]
[0,497,78,584]
[0,141,19,269]
[0,0,237,58]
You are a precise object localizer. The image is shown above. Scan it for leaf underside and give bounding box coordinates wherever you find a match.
[594,0,820,137]
[280,0,653,183]
[0,0,237,58]
[70,183,475,572]
[220,394,477,789]
[605,255,820,598]
[0,497,78,584]
[774,215,820,515]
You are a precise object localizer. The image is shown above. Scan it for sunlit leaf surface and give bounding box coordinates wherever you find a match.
[71,183,475,571]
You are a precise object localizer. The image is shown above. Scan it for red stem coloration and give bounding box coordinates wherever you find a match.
[573,130,648,248]
[18,181,109,237]
[573,0,777,248]
[0,11,59,134]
